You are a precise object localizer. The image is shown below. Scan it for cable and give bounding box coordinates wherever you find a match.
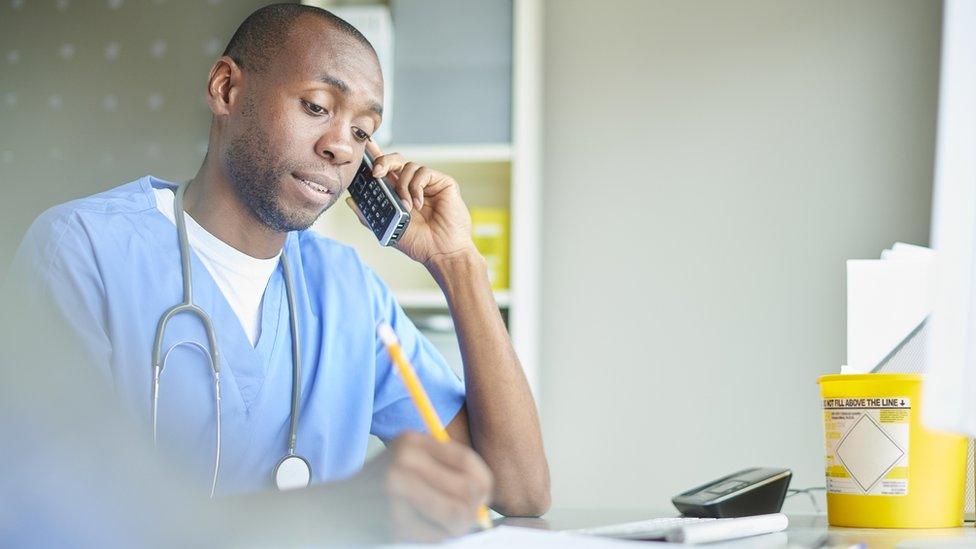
[786,487,826,514]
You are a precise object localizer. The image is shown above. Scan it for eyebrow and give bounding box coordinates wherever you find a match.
[316,73,383,117]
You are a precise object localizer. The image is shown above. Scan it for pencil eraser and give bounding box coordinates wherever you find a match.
[377,323,398,346]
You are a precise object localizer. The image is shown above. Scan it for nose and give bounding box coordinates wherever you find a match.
[314,121,355,166]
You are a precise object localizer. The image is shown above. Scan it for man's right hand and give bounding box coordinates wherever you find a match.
[351,431,494,542]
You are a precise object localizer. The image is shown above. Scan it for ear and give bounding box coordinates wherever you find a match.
[204,56,243,117]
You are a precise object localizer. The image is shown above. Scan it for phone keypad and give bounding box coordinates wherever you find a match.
[349,163,404,242]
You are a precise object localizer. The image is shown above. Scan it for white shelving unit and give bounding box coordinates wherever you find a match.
[395,289,512,310]
[386,143,513,164]
[305,0,543,399]
[510,0,543,399]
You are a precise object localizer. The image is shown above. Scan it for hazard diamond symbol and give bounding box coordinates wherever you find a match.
[835,413,905,493]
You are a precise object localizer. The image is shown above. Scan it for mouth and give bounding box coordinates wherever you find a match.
[291,172,339,204]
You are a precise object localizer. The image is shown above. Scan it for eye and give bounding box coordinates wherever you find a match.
[352,127,372,143]
[301,99,328,117]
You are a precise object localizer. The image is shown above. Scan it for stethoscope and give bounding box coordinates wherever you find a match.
[150,182,312,497]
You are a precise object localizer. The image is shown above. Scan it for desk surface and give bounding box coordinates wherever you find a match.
[497,509,976,548]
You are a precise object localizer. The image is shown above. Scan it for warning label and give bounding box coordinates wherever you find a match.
[823,397,910,496]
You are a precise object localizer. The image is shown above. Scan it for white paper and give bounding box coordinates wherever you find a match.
[882,242,935,262]
[382,525,794,548]
[846,254,934,372]
[667,513,788,544]
[384,526,675,548]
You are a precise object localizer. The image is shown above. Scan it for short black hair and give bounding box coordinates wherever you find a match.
[222,3,375,75]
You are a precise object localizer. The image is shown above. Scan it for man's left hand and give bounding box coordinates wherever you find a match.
[345,142,477,267]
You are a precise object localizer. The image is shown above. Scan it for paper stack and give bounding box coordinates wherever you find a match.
[844,243,936,374]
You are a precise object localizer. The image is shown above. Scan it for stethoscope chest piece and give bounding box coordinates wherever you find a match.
[274,453,312,491]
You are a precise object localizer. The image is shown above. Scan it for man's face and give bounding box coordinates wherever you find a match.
[222,17,384,233]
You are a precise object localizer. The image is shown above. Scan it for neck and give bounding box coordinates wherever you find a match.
[183,158,286,260]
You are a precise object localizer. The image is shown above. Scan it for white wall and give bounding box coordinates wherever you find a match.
[540,0,942,509]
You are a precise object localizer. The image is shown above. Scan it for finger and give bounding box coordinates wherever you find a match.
[408,167,434,211]
[345,196,369,228]
[404,443,487,519]
[371,152,406,179]
[422,174,455,198]
[424,440,494,505]
[397,433,483,506]
[393,162,422,211]
[388,468,456,541]
[389,453,477,537]
[415,174,457,213]
[365,139,383,160]
[399,435,492,508]
[392,500,450,543]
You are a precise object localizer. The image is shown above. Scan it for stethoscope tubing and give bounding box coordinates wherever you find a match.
[150,182,305,497]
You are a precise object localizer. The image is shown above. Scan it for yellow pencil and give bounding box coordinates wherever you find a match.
[377,323,492,531]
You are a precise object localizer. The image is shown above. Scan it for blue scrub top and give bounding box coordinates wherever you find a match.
[9,175,466,494]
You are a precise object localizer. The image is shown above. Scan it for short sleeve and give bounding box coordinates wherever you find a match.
[366,268,465,442]
[4,209,113,380]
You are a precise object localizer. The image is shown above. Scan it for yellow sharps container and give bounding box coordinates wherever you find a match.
[818,374,967,528]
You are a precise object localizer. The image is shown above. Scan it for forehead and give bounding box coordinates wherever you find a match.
[270,16,383,98]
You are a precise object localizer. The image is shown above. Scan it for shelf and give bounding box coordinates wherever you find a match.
[381,143,512,163]
[395,289,511,309]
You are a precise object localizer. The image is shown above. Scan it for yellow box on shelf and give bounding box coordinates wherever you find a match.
[470,207,509,291]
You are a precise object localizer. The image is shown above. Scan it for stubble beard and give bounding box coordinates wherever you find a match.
[224,102,332,233]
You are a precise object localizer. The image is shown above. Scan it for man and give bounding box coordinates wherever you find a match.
[8,3,548,540]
